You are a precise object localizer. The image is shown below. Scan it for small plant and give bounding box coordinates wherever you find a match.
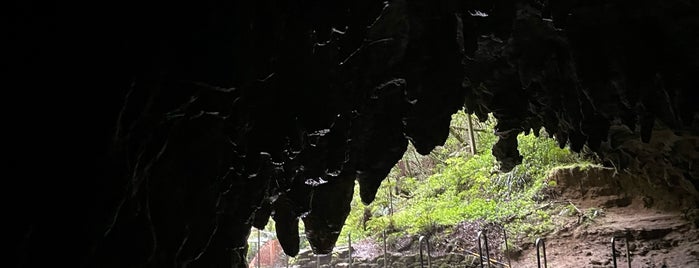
[586,207,604,219]
[559,204,580,217]
[579,207,605,226]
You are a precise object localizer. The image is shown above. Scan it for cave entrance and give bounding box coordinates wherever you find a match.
[253,112,594,267]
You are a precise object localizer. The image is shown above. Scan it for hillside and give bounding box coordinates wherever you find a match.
[290,165,698,268]
[511,166,699,267]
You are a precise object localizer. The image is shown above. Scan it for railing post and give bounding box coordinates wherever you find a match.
[257,228,261,268]
[611,237,617,268]
[426,236,431,268]
[503,228,511,268]
[476,232,483,268]
[535,238,547,268]
[387,178,394,216]
[626,236,631,266]
[419,236,425,268]
[477,230,491,268]
[418,235,432,268]
[611,233,632,268]
[348,232,352,268]
[383,230,388,267]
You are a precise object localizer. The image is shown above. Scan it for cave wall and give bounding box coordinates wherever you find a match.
[9,0,699,267]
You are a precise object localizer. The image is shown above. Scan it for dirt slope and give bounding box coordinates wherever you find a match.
[512,166,699,268]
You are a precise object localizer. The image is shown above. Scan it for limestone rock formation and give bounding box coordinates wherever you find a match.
[9,0,698,267]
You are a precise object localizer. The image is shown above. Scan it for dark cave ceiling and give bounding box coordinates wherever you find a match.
[9,0,699,267]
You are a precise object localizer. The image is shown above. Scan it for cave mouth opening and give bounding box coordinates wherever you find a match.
[10,0,699,267]
[248,120,698,268]
[245,112,595,261]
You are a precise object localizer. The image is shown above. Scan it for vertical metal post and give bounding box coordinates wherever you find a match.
[419,236,425,268]
[477,232,483,268]
[626,237,631,267]
[348,232,353,268]
[418,235,431,268]
[257,229,261,268]
[477,230,491,268]
[536,238,547,268]
[426,236,432,268]
[286,254,289,268]
[611,234,632,268]
[383,230,388,267]
[484,233,490,268]
[388,178,394,216]
[503,228,511,268]
[611,237,617,268]
[316,255,320,268]
[418,236,430,268]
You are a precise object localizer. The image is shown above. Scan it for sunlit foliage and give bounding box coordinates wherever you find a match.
[339,111,589,244]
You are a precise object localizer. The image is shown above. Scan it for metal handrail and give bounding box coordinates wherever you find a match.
[503,228,512,268]
[477,230,491,268]
[611,234,631,268]
[348,232,353,268]
[535,238,547,268]
[383,230,388,267]
[257,228,261,268]
[419,235,432,268]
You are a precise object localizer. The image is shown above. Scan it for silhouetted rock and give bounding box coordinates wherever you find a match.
[8,0,698,267]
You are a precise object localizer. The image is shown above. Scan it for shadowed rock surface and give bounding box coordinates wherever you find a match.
[8,0,698,267]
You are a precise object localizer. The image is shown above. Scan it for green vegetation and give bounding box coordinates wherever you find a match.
[339,111,591,244]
